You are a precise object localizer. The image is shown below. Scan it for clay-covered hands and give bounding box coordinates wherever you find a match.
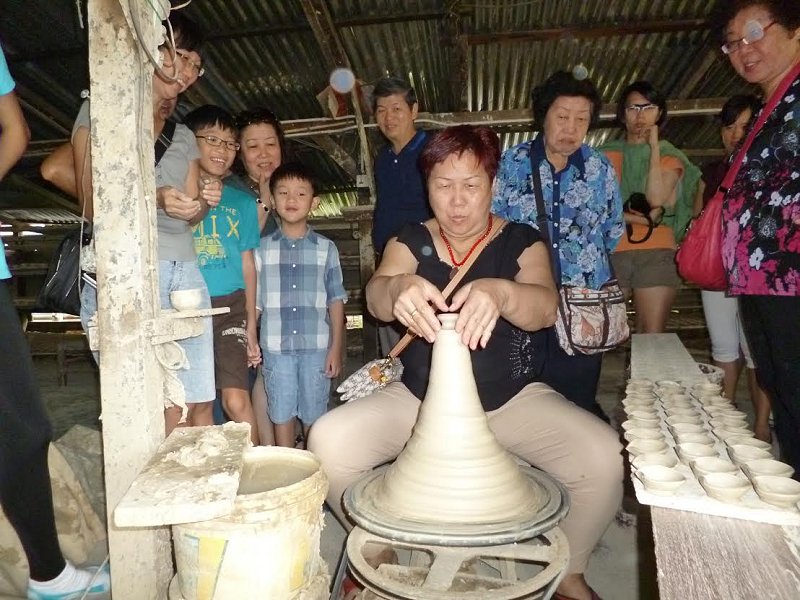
[200,176,222,208]
[393,275,502,350]
[157,185,201,221]
[448,280,503,350]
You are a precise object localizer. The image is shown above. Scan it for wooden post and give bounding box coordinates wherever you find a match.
[88,0,172,595]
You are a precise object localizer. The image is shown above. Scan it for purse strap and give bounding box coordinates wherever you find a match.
[719,61,800,195]
[529,153,564,286]
[385,218,502,358]
[155,119,177,167]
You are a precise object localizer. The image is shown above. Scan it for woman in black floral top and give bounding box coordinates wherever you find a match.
[716,0,800,475]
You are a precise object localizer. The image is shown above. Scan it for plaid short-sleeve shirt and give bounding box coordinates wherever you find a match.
[255,227,347,353]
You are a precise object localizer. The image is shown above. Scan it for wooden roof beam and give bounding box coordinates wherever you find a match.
[443,0,469,112]
[467,19,708,46]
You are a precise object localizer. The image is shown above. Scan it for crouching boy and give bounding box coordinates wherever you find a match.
[255,162,346,447]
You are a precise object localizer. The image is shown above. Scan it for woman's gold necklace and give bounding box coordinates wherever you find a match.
[438,214,493,280]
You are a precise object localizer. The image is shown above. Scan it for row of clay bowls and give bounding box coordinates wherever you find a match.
[622,379,800,509]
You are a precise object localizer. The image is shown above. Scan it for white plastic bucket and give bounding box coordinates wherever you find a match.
[171,447,330,599]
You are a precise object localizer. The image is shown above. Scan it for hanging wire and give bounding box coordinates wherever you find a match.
[127,0,180,84]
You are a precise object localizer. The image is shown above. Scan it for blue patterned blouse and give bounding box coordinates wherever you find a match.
[492,136,624,289]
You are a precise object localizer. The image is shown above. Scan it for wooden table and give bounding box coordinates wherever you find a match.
[631,334,800,599]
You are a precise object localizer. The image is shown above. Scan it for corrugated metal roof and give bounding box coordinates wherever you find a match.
[1,0,757,217]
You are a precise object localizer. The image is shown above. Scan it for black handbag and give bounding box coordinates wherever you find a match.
[36,224,92,315]
[35,119,178,315]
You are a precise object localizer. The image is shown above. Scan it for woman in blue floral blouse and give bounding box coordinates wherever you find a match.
[493,71,624,420]
[715,0,800,476]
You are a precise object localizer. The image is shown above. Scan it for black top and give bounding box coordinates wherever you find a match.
[397,221,548,411]
[701,159,727,207]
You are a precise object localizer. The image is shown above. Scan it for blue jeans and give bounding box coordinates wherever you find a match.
[262,350,330,425]
[80,260,215,402]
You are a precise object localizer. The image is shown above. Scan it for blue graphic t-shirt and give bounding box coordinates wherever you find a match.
[193,185,260,296]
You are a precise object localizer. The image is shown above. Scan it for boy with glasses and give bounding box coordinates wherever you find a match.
[185,105,262,444]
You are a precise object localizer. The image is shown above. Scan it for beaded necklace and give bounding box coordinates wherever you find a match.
[438,214,493,279]
[246,177,271,213]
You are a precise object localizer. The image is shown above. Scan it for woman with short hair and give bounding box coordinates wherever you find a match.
[714,0,800,474]
[311,125,622,600]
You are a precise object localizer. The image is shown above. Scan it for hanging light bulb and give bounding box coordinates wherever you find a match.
[330,68,356,94]
[572,63,589,81]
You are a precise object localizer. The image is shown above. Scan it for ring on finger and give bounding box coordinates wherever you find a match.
[410,308,419,319]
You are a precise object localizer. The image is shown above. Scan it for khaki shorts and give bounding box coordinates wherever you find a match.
[211,289,249,390]
[611,249,681,289]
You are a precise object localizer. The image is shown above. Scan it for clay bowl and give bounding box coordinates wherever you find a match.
[727,444,772,466]
[623,428,664,443]
[713,427,755,442]
[674,431,715,446]
[703,405,733,417]
[627,438,669,457]
[709,416,749,430]
[713,408,750,421]
[692,382,723,397]
[668,422,706,436]
[699,473,752,504]
[632,452,679,470]
[636,465,687,495]
[664,407,701,419]
[741,459,795,480]
[655,379,683,391]
[704,396,733,408]
[660,394,692,405]
[724,436,772,452]
[627,410,661,426]
[624,390,656,399]
[170,288,203,311]
[752,476,800,508]
[690,456,740,479]
[627,378,655,389]
[622,397,656,411]
[665,414,702,426]
[621,419,661,432]
[676,442,717,464]
[656,391,686,400]
[661,396,695,407]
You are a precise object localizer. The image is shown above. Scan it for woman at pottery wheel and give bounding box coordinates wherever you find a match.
[309,125,623,600]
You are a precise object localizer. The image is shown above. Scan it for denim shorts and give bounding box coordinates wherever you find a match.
[80,260,215,403]
[262,350,330,425]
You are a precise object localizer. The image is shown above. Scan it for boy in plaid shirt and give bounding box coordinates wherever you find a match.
[255,162,347,446]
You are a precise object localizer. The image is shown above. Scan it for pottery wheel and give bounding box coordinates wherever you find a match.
[346,526,569,600]
[345,464,569,546]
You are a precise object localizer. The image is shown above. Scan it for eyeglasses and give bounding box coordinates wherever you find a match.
[196,135,240,151]
[236,108,281,130]
[625,103,659,114]
[721,20,775,55]
[175,50,205,77]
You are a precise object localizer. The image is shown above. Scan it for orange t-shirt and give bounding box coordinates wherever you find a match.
[604,151,683,252]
